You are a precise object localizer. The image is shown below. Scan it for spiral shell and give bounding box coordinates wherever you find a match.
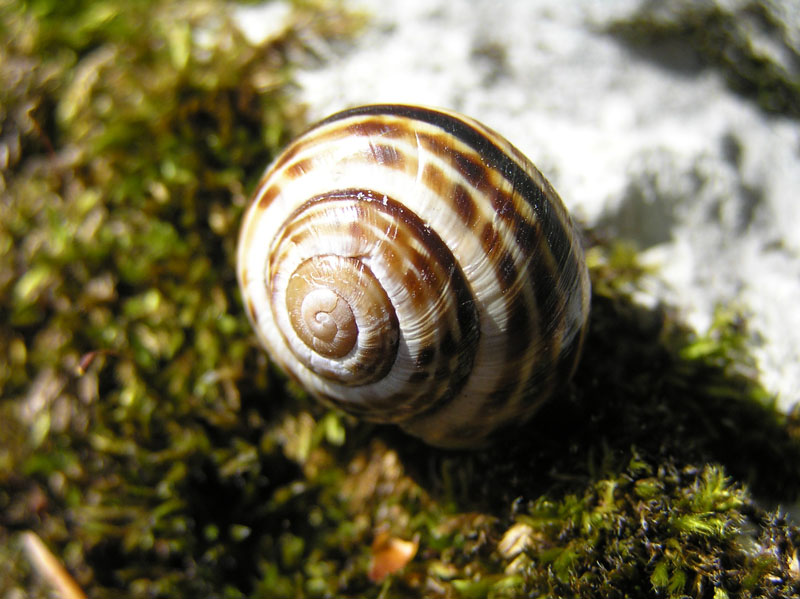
[237,104,590,448]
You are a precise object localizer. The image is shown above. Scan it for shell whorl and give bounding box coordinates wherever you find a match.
[237,104,590,448]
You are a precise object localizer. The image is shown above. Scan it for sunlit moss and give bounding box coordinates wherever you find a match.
[502,460,792,597]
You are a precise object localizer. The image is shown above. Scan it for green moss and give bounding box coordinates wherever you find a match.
[512,460,797,598]
[1,1,799,598]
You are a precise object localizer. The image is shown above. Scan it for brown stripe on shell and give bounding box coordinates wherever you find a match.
[496,250,519,292]
[513,214,537,247]
[348,220,366,242]
[346,119,393,140]
[368,143,406,170]
[480,222,500,254]
[503,295,534,356]
[490,188,522,223]
[265,141,305,176]
[452,149,490,189]
[285,157,313,180]
[452,183,477,228]
[255,180,281,211]
[421,163,447,195]
[416,346,436,367]
[245,295,257,323]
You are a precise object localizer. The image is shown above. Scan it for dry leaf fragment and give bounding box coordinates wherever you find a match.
[368,531,418,582]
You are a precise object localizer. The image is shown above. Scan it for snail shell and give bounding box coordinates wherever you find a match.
[237,104,590,448]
